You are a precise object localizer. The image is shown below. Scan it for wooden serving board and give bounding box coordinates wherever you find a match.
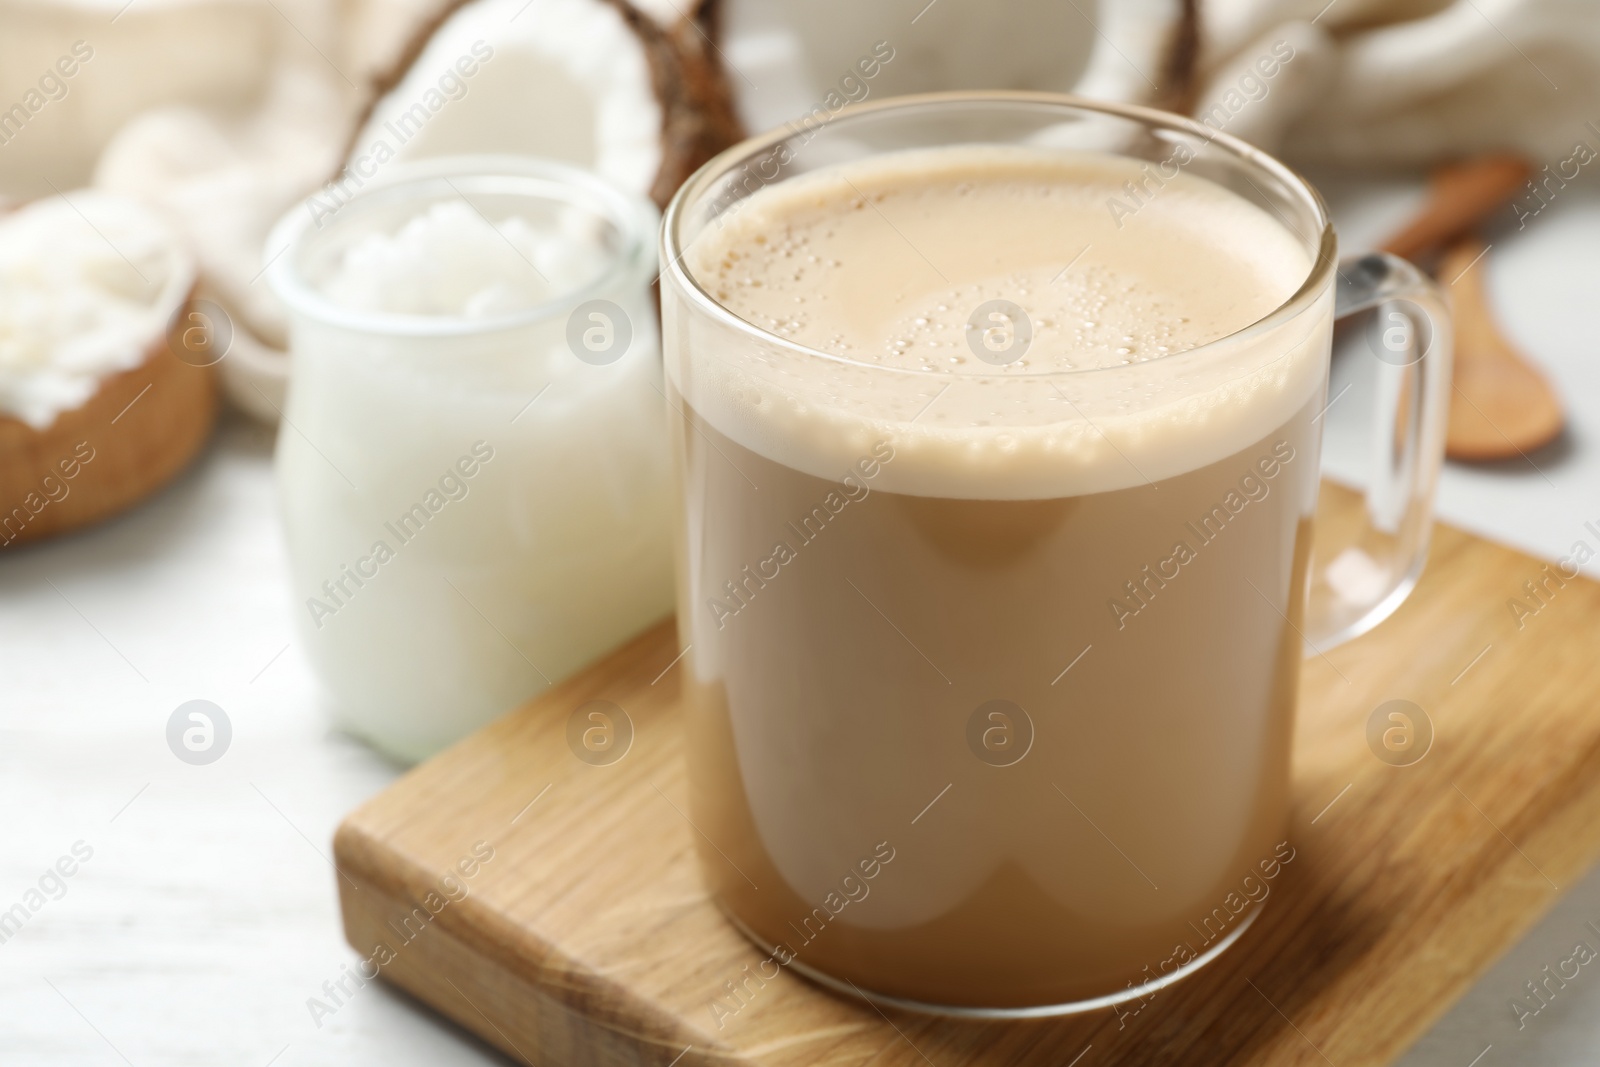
[333,483,1600,1066]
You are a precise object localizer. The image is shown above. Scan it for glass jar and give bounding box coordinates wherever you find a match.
[267,156,672,761]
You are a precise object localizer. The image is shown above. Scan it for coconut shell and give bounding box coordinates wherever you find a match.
[605,0,745,209]
[0,287,219,549]
[342,0,744,211]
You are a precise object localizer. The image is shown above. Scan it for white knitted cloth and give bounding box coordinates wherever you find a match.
[1191,0,1600,167]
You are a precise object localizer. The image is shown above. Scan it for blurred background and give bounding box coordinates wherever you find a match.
[3,0,1600,1063]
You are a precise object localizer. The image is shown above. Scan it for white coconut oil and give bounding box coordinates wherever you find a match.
[268,158,672,761]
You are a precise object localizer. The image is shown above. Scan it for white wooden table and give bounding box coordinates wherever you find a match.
[3,177,1597,1066]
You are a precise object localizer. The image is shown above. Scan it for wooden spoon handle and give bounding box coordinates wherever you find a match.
[1437,238,1497,338]
[1382,155,1532,263]
[1436,237,1565,461]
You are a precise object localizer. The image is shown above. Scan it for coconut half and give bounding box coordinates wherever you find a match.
[0,191,195,427]
[339,0,743,210]
[0,190,217,546]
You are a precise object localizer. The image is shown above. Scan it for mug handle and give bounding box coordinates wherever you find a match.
[1306,252,1453,649]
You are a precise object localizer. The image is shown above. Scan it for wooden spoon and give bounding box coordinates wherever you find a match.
[1437,237,1563,461]
[1381,154,1532,263]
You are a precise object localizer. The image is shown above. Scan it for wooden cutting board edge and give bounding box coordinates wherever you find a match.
[333,623,720,1062]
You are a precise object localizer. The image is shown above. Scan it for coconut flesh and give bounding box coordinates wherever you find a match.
[0,191,195,429]
[342,0,662,207]
[333,0,742,212]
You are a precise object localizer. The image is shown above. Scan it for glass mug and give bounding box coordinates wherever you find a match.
[659,93,1450,1015]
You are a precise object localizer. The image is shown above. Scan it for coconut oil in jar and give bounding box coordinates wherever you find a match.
[267,157,671,761]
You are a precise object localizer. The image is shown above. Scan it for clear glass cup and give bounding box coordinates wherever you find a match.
[659,93,1449,1015]
[267,156,673,762]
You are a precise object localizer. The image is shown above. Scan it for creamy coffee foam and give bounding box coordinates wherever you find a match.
[671,146,1329,498]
